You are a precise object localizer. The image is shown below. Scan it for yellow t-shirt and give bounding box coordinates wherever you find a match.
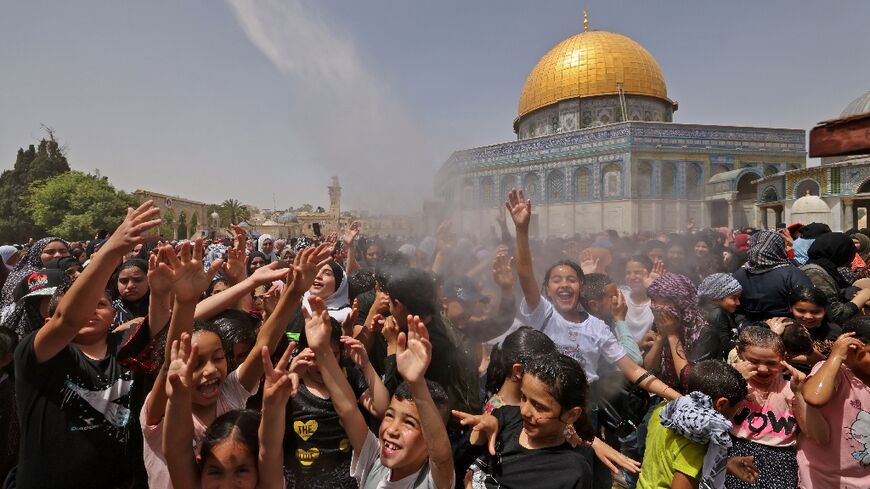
[637,402,707,489]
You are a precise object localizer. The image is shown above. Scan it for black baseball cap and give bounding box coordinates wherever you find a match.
[13,269,68,302]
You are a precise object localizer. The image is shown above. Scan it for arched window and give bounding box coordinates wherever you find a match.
[177,211,188,240]
[686,163,703,199]
[764,165,778,176]
[189,212,199,235]
[636,161,652,197]
[795,179,820,198]
[523,173,539,201]
[762,187,779,202]
[603,163,622,197]
[480,177,494,206]
[661,162,677,196]
[575,167,591,201]
[547,170,564,202]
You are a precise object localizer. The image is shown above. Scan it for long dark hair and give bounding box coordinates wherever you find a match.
[523,353,594,443]
[485,327,557,396]
[199,409,261,469]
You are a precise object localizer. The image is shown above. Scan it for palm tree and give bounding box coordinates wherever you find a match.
[220,199,250,225]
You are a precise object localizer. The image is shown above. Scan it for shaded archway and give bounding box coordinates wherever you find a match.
[794,179,820,198]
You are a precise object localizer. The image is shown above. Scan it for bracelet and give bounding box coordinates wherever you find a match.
[633,371,652,387]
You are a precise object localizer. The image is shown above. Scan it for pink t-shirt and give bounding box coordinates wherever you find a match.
[797,362,870,489]
[141,369,257,489]
[730,376,799,447]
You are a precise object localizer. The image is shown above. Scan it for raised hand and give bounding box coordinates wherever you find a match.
[168,238,223,303]
[780,361,807,393]
[165,333,198,399]
[396,315,432,384]
[103,200,162,256]
[223,248,246,284]
[262,284,281,318]
[303,296,332,351]
[228,224,247,252]
[652,308,680,338]
[342,299,360,337]
[289,347,316,378]
[830,332,864,361]
[380,315,399,346]
[289,243,334,294]
[341,336,369,369]
[147,246,175,297]
[765,317,794,336]
[492,253,516,291]
[642,260,665,289]
[452,410,499,456]
[261,342,299,405]
[343,221,361,246]
[612,289,628,322]
[505,189,531,230]
[250,261,289,286]
[435,221,455,253]
[733,360,758,381]
[578,248,600,275]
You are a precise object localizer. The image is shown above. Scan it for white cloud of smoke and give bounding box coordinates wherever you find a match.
[226,0,434,212]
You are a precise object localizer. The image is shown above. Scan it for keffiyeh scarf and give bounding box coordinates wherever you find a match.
[744,230,790,274]
[660,391,733,489]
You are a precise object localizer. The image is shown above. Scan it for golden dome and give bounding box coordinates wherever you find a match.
[518,31,671,118]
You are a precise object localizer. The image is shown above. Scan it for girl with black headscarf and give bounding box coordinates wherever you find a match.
[111,258,150,329]
[0,237,69,308]
[801,232,870,324]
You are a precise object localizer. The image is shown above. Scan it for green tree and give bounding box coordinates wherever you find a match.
[0,136,70,242]
[217,199,251,225]
[25,171,138,240]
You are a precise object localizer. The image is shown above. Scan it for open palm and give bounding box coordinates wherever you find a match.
[170,239,220,302]
[396,315,432,383]
[505,189,531,229]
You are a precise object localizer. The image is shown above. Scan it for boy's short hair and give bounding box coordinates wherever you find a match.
[781,324,814,356]
[48,282,113,317]
[842,316,870,343]
[394,380,449,422]
[686,360,748,406]
[581,273,613,302]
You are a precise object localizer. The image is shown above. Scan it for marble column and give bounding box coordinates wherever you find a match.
[727,201,734,230]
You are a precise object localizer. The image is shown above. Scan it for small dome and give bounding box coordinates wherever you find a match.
[841,91,870,118]
[791,194,830,227]
[518,30,671,119]
[277,212,298,224]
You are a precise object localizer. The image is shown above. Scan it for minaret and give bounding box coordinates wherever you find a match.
[328,176,341,231]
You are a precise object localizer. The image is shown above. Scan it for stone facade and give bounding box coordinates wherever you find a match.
[436,121,805,237]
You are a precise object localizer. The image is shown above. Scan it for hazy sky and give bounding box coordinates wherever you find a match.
[1,1,867,212]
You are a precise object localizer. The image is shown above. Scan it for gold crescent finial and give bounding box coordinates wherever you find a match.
[583,9,589,32]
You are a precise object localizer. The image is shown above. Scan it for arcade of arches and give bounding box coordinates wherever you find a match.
[133,190,208,240]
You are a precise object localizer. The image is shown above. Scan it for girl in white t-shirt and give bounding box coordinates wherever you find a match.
[505,188,679,399]
[619,255,662,343]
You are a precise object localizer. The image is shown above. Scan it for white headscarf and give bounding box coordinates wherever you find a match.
[302,263,351,322]
[0,246,18,271]
[257,234,278,263]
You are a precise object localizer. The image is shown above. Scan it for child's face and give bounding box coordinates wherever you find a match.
[191,331,228,407]
[73,293,115,345]
[717,291,741,314]
[545,265,582,315]
[790,300,825,329]
[117,266,148,303]
[588,283,618,319]
[739,345,782,388]
[200,439,257,489]
[305,342,340,384]
[378,398,428,473]
[309,264,337,298]
[231,342,252,369]
[519,374,575,443]
[624,261,648,290]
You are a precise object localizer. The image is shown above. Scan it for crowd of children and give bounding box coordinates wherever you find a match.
[1,193,870,489]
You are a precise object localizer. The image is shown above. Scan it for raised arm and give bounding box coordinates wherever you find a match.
[343,221,361,274]
[236,244,332,392]
[305,296,371,454]
[802,333,862,407]
[342,335,390,417]
[258,343,299,489]
[465,253,517,343]
[506,189,540,310]
[146,249,174,338]
[193,261,287,320]
[34,201,161,363]
[145,239,222,426]
[617,356,681,400]
[398,316,454,489]
[163,334,200,489]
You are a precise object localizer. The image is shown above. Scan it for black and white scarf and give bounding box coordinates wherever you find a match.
[660,391,733,489]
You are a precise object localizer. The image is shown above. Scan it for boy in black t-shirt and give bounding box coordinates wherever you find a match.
[13,202,162,489]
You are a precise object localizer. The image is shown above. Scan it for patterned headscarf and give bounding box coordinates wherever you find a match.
[660,391,733,489]
[0,237,69,308]
[697,273,742,301]
[744,230,790,274]
[647,273,709,388]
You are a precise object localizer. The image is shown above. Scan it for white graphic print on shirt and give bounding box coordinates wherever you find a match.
[61,372,134,437]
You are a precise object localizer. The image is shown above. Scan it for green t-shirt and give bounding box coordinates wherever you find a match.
[637,402,706,489]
